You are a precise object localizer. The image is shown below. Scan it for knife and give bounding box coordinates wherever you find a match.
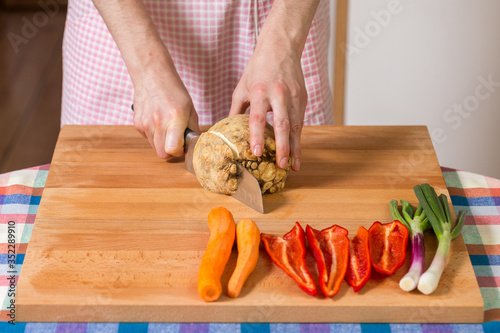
[184,128,265,213]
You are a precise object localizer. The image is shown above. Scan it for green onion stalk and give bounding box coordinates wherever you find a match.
[389,200,430,291]
[413,184,467,295]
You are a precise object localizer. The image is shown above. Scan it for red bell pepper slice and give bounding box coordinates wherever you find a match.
[306,224,349,297]
[261,222,317,296]
[345,226,372,292]
[368,220,409,275]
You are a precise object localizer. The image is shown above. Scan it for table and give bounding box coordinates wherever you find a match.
[1,164,499,332]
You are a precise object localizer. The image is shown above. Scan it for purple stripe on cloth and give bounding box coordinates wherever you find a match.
[56,323,87,333]
[300,323,330,333]
[421,324,453,333]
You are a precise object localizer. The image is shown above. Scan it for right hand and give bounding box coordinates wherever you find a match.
[90,0,199,159]
[132,69,200,159]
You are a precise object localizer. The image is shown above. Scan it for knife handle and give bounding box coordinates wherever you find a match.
[184,127,196,139]
[184,128,199,147]
[133,104,198,152]
[184,128,199,174]
[184,128,199,152]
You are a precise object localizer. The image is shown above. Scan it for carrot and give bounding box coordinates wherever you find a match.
[227,219,260,298]
[198,207,236,302]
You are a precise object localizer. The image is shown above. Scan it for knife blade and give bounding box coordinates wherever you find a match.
[183,128,264,213]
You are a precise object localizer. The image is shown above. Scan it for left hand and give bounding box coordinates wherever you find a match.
[229,46,307,172]
[229,0,320,172]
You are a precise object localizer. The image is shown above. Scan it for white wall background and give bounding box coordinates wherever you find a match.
[344,0,500,179]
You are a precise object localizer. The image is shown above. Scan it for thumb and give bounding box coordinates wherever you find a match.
[164,117,188,157]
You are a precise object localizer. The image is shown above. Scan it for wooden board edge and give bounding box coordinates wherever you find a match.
[17,303,484,323]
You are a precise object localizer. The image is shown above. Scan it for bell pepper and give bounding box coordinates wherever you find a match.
[306,224,349,297]
[368,220,409,275]
[261,222,317,296]
[345,226,372,292]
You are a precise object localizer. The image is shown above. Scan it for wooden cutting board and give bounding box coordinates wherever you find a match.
[17,125,483,323]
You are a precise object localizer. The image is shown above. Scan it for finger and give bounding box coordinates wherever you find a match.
[290,82,307,171]
[164,115,188,157]
[229,86,249,116]
[144,96,169,158]
[152,110,168,159]
[153,127,168,159]
[145,126,156,153]
[289,100,303,171]
[248,92,270,158]
[269,93,291,170]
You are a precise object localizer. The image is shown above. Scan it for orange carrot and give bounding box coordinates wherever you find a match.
[197,207,236,302]
[227,219,260,298]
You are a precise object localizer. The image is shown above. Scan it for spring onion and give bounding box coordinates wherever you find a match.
[413,184,467,295]
[389,200,430,291]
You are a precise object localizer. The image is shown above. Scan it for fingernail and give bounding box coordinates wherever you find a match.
[280,157,288,169]
[293,158,300,171]
[253,145,263,157]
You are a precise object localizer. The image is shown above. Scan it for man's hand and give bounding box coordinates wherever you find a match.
[229,0,320,172]
[133,68,200,159]
[93,0,199,159]
[230,47,307,171]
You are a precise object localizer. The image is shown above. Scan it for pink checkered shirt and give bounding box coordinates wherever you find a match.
[61,0,333,127]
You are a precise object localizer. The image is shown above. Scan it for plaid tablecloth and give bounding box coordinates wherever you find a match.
[1,164,499,332]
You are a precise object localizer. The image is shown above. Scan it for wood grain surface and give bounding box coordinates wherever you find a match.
[16,125,484,323]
